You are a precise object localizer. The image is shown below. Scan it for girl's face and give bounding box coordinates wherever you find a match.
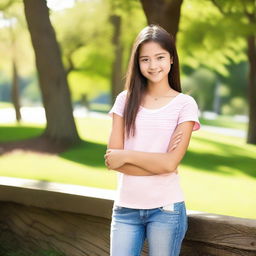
[139,41,173,85]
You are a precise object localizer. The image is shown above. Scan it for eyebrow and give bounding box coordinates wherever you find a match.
[139,52,168,58]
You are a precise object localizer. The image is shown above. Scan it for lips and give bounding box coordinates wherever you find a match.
[149,71,161,75]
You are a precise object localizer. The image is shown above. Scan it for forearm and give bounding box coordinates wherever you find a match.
[123,123,194,173]
[115,164,156,176]
[106,122,193,174]
[125,151,177,174]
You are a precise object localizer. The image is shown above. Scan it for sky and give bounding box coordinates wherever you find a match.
[47,0,75,11]
[0,0,75,28]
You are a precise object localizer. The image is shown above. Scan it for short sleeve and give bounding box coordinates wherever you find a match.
[108,90,127,117]
[178,95,200,131]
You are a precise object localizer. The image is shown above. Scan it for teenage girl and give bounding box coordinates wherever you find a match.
[105,24,200,256]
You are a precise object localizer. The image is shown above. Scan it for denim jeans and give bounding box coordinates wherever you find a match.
[110,201,188,256]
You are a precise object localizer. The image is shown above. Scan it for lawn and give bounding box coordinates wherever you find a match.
[0,116,255,219]
[199,115,247,130]
[0,102,12,109]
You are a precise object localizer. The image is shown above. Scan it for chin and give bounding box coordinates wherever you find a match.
[148,77,164,84]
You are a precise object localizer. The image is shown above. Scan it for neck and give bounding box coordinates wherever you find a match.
[147,82,172,96]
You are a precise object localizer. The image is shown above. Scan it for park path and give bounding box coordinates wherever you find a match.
[0,107,246,138]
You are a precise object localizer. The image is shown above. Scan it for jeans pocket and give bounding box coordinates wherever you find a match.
[158,203,180,214]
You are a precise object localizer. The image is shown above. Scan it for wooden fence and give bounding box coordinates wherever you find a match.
[0,177,255,256]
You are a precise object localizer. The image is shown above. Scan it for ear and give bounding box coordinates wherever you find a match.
[170,57,174,64]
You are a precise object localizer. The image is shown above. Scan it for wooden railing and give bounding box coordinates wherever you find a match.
[0,177,255,256]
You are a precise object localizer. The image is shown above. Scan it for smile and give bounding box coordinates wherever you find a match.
[148,71,161,75]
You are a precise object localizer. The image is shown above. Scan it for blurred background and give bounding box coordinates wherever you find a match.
[0,0,255,220]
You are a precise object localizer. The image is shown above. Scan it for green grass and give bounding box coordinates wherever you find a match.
[199,115,247,130]
[0,118,117,190]
[0,102,12,108]
[89,103,110,113]
[0,117,255,219]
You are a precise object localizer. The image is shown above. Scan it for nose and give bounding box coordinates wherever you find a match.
[148,59,157,70]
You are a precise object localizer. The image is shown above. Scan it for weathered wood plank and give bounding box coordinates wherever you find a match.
[0,179,255,256]
[181,240,256,256]
[186,212,256,251]
[0,202,110,255]
[0,202,148,255]
[0,178,115,219]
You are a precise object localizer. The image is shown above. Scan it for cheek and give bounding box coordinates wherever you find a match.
[139,63,147,74]
[162,61,171,72]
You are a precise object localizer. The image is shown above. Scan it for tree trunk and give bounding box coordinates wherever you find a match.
[110,15,123,103]
[11,60,21,122]
[140,0,183,40]
[247,35,256,144]
[23,0,80,145]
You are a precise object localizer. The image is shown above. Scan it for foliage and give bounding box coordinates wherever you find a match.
[178,0,248,76]
[51,0,114,101]
[0,0,34,77]
[0,0,39,105]
[182,67,216,111]
[0,0,251,115]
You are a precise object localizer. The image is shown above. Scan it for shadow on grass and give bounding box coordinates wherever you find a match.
[0,125,72,155]
[182,136,256,178]
[0,125,44,142]
[0,125,107,168]
[1,125,255,178]
[60,140,107,168]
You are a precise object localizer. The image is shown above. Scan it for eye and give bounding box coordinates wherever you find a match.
[157,56,165,60]
[141,58,149,62]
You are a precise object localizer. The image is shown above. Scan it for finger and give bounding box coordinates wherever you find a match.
[170,134,181,144]
[104,154,110,160]
[169,145,177,151]
[167,145,176,152]
[106,151,110,156]
[172,145,177,150]
[105,159,110,167]
[168,139,181,151]
[173,133,182,140]
[105,152,111,158]
[174,138,181,144]
[174,131,183,138]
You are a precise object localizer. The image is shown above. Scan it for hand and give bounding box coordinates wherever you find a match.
[167,131,183,152]
[104,149,126,170]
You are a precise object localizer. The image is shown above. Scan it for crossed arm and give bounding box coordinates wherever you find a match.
[105,113,195,176]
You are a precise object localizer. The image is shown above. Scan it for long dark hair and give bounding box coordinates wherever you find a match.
[124,24,181,137]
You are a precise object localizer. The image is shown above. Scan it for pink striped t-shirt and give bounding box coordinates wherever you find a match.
[109,90,200,209]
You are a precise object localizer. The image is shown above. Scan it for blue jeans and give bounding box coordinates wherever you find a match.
[110,201,188,256]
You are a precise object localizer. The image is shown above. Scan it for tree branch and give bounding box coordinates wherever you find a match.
[210,0,228,15]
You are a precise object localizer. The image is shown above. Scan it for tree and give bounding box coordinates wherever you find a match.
[110,14,123,102]
[140,0,183,40]
[23,0,80,146]
[210,0,256,144]
[0,1,22,122]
